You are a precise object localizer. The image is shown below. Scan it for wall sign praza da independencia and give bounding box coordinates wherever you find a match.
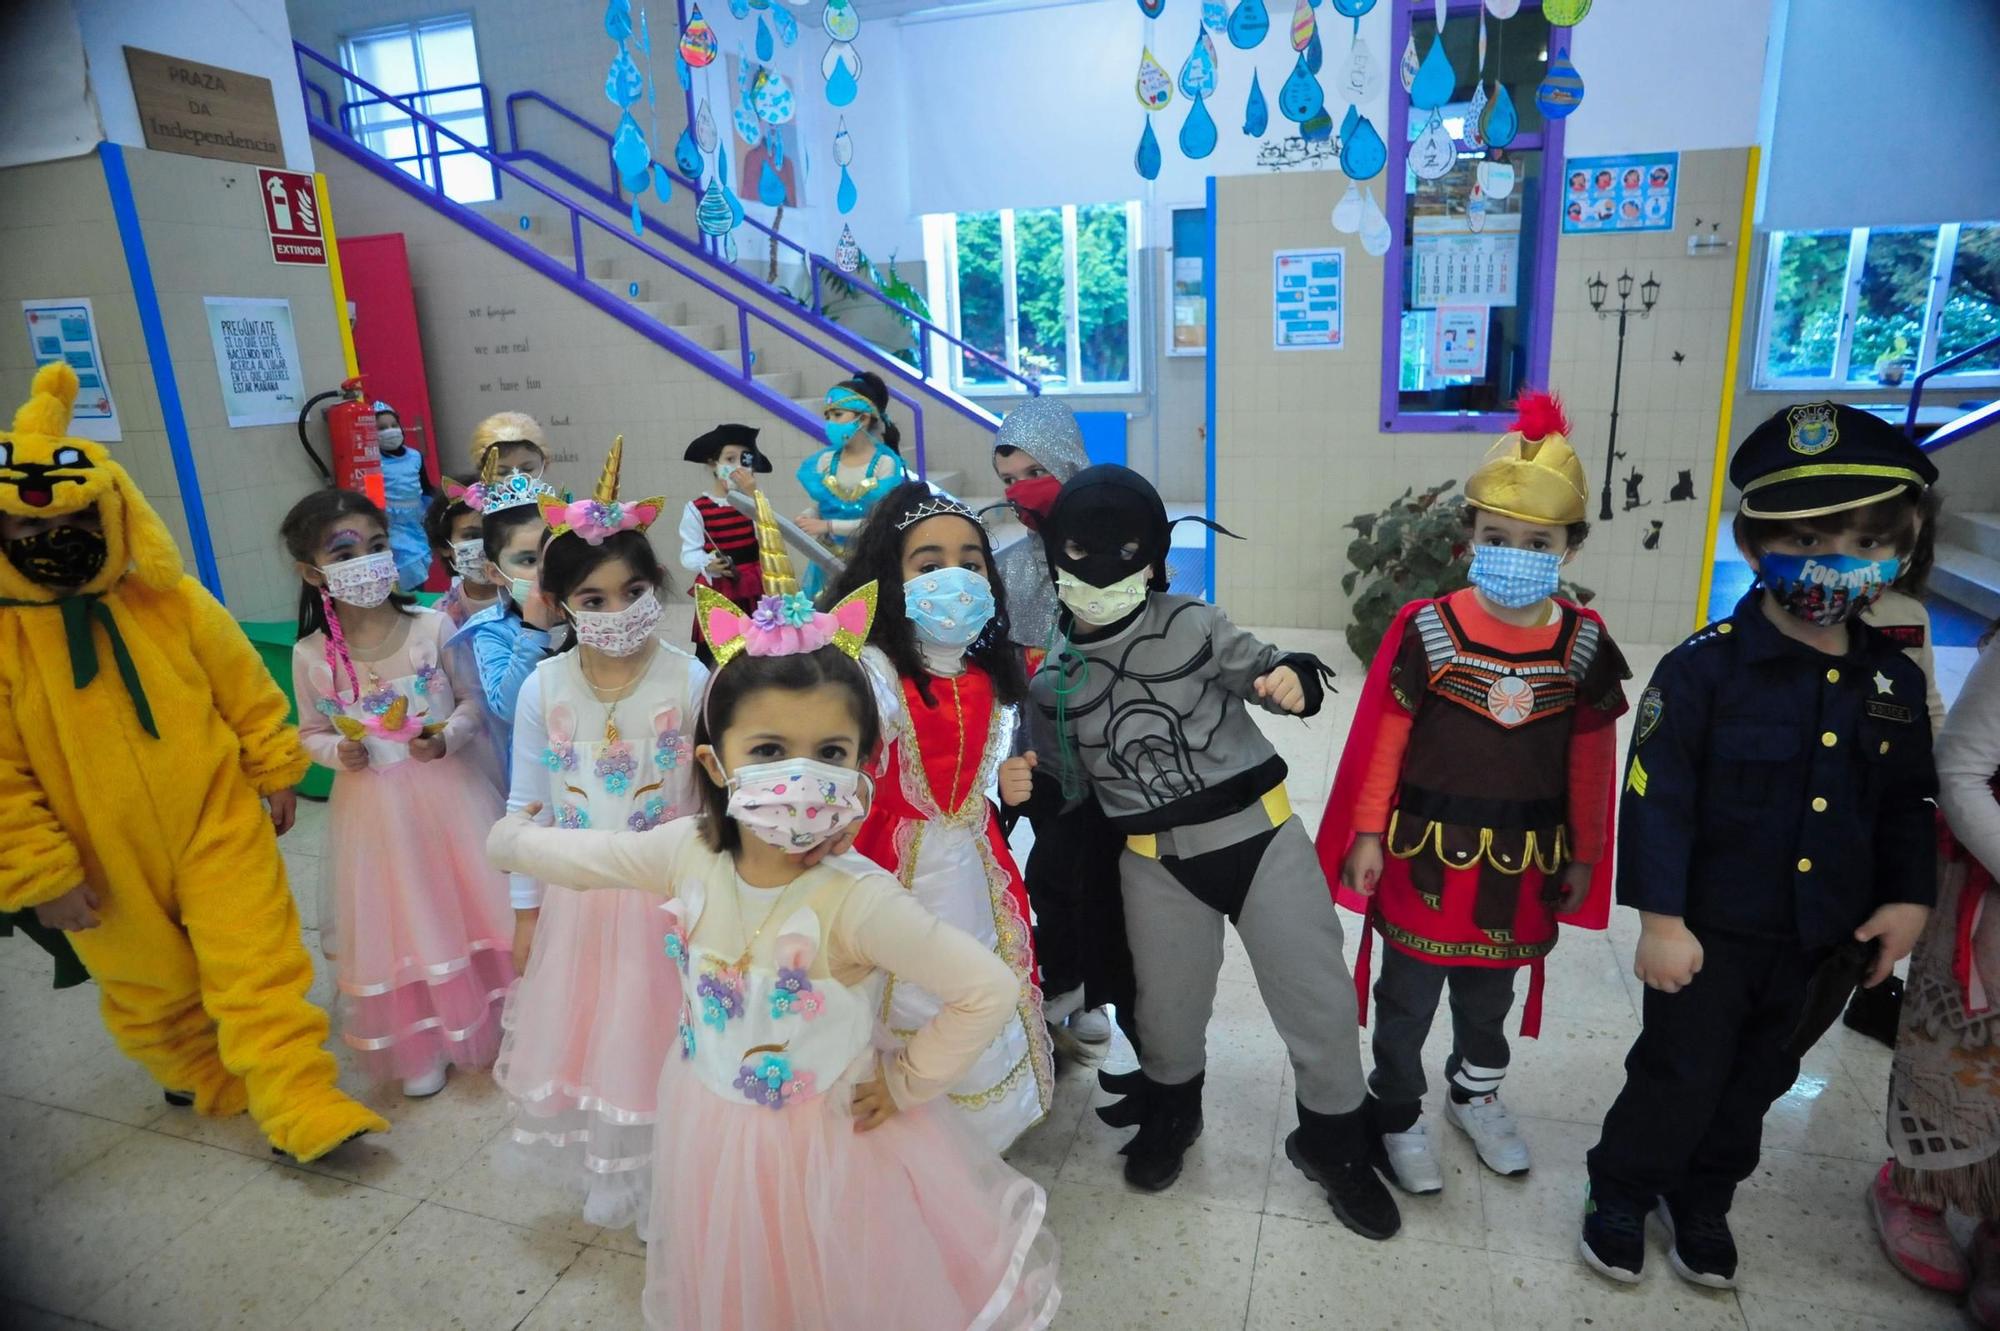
[124,46,285,169]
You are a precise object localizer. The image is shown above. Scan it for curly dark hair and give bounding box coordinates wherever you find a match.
[821,481,1026,707]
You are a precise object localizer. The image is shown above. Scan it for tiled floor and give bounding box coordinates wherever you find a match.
[0,630,1973,1329]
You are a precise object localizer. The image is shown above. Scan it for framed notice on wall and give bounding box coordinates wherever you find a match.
[203,296,305,427]
[22,298,120,441]
[1167,205,1207,357]
[1273,248,1343,351]
[1562,152,1679,234]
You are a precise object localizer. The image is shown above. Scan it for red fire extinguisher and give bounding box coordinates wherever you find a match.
[297,376,385,506]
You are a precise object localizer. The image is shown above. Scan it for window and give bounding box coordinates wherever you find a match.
[927,202,1142,393]
[1756,222,2000,389]
[341,15,496,204]
[1383,0,1566,430]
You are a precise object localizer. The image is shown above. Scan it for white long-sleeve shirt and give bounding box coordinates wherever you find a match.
[1938,642,2000,879]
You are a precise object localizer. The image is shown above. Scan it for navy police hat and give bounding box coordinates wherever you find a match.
[1730,401,1936,520]
[683,423,771,472]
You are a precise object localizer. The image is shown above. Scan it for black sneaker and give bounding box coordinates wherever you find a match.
[1288,1102,1401,1241]
[1098,1071,1204,1193]
[1579,1187,1646,1283]
[1658,1196,1738,1289]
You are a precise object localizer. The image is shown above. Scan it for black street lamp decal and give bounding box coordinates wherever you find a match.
[1589,269,1660,521]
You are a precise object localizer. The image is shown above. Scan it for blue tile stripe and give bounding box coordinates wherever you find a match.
[98,142,223,600]
[1203,174,1218,603]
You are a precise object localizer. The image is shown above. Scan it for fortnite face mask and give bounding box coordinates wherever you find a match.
[1758,551,1899,626]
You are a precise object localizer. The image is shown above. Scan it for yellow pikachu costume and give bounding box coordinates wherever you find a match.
[0,364,387,1160]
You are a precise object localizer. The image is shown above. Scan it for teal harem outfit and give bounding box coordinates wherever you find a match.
[794,439,905,599]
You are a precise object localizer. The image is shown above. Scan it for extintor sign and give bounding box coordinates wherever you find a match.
[259,168,326,266]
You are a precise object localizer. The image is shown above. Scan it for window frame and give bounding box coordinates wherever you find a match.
[929,201,1144,396]
[1752,222,2000,392]
[1379,0,1571,434]
[339,13,496,204]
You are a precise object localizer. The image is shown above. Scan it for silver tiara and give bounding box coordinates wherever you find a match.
[893,495,976,532]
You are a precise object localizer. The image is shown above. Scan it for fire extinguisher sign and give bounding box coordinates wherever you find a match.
[259,168,326,266]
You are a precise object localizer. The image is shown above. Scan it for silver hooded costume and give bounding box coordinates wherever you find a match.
[991,398,1093,653]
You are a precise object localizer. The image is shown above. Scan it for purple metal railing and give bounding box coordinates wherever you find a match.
[296,42,932,474]
[339,80,502,202]
[1908,330,2000,452]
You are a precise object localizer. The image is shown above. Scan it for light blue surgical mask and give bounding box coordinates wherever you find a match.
[823,418,862,450]
[904,566,996,652]
[1468,544,1563,609]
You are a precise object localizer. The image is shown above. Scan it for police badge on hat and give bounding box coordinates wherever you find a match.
[1786,403,1838,456]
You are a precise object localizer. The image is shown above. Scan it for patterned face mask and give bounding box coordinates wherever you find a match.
[323,551,397,608]
[725,757,872,851]
[903,566,996,652]
[1467,544,1562,609]
[1055,566,1150,628]
[569,587,664,656]
[1758,551,1899,626]
[451,538,489,579]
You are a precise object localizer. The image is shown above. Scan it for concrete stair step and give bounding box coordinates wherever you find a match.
[631,300,687,325]
[1943,511,2000,564]
[753,369,804,396]
[593,276,652,302]
[1931,542,2000,621]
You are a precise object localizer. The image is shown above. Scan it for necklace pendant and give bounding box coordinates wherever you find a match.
[605,714,621,743]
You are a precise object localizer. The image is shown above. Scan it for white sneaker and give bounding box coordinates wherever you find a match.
[1067,1007,1114,1045]
[1446,1092,1531,1176]
[402,1063,448,1098]
[1379,1122,1445,1195]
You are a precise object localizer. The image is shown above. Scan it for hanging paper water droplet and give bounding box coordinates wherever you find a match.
[758,157,786,206]
[1243,69,1269,136]
[1476,7,1489,74]
[1543,0,1590,24]
[834,120,854,165]
[697,177,733,235]
[1136,0,1166,16]
[1332,180,1363,232]
[1202,0,1226,31]
[678,54,692,91]
[680,4,718,66]
[1465,82,1488,149]
[612,112,651,183]
[1301,107,1332,142]
[630,199,645,235]
[653,163,672,203]
[1360,186,1391,256]
[604,0,633,42]
[823,41,861,81]
[1484,0,1521,16]
[1179,27,1218,98]
[1410,35,1455,109]
[675,127,702,177]
[1226,0,1269,49]
[1339,101,1359,142]
[835,224,860,273]
[1340,110,1385,178]
[824,0,860,42]
[695,99,718,153]
[1278,54,1324,123]
[723,232,739,263]
[1337,34,1378,100]
[1136,115,1162,179]
[836,163,858,214]
[826,54,859,107]
[1409,115,1457,179]
[1476,158,1515,199]
[1180,94,1218,159]
[1137,46,1173,110]
[722,173,745,227]
[1483,82,1518,147]
[1290,0,1316,51]
[753,69,796,124]
[774,7,798,48]
[756,15,774,61]
[747,0,769,11]
[728,0,749,17]
[734,99,763,147]
[1400,32,1419,90]
[1467,192,1488,232]
[606,46,644,106]
[1330,0,1375,15]
[771,131,786,168]
[1537,47,1584,118]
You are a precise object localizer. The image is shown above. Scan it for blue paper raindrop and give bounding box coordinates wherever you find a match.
[605,47,644,106]
[612,112,651,183]
[837,163,858,214]
[697,177,733,235]
[675,127,702,177]
[1226,0,1269,49]
[1301,107,1333,141]
[775,6,797,47]
[1202,0,1226,31]
[1409,36,1455,110]
[1484,83,1519,147]
[677,54,692,91]
[630,199,644,236]
[1339,101,1359,142]
[758,157,786,205]
[1136,116,1162,180]
[1180,94,1218,159]
[1244,70,1269,136]
[728,0,749,17]
[1137,0,1166,15]
[756,16,774,61]
[1180,28,1218,98]
[826,58,859,107]
[1306,24,1322,73]
[1537,47,1585,119]
[1329,0,1374,15]
[1278,54,1324,123]
[603,0,632,42]
[1340,111,1385,178]
[769,132,784,168]
[653,163,672,202]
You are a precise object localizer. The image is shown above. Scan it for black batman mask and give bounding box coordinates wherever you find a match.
[1040,465,1173,589]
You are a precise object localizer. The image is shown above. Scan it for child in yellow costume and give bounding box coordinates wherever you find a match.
[0,363,388,1161]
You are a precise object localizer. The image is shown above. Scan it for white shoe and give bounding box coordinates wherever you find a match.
[1379,1122,1445,1195]
[1445,1092,1531,1176]
[402,1063,448,1098]
[1067,1007,1114,1045]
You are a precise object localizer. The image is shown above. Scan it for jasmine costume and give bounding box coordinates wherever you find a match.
[795,384,905,599]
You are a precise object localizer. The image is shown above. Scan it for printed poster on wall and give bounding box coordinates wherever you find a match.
[203,296,305,427]
[1273,248,1343,351]
[1432,307,1487,378]
[1563,151,1679,233]
[1411,213,1520,308]
[22,298,121,441]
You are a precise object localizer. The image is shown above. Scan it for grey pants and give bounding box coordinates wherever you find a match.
[1120,814,1367,1115]
[1368,944,1516,1110]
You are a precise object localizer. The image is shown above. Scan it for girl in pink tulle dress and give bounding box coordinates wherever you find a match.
[284,490,516,1099]
[493,442,706,1228]
[487,552,1060,1330]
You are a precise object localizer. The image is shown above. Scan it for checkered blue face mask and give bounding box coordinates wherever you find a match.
[1467,544,1563,609]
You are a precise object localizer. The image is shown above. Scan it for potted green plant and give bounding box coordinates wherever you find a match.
[1875,334,1911,387]
[1340,480,1596,660]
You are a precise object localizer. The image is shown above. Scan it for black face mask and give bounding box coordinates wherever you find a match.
[1041,466,1172,589]
[7,524,108,589]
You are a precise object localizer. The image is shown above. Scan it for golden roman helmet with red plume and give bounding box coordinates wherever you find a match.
[1463,391,1589,527]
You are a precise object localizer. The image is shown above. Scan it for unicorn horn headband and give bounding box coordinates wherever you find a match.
[538,435,665,543]
[695,489,876,669]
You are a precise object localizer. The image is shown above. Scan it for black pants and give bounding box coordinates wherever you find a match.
[1587,928,1825,1214]
[1019,792,1139,1053]
[1369,946,1516,1122]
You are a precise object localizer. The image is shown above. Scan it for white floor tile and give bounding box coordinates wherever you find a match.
[1248,1218,1489,1328]
[1042,1181,1260,1330]
[516,1245,648,1330]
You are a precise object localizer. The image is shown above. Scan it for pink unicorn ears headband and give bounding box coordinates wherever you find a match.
[695,490,876,668]
[538,435,664,544]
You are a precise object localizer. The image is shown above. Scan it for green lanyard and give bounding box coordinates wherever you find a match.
[0,594,158,739]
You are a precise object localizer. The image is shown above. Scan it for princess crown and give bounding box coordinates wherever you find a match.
[891,494,976,532]
[447,447,557,515]
[539,435,666,544]
[696,489,876,669]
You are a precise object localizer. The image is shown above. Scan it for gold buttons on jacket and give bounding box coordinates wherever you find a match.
[1812,797,1828,812]
[1821,732,1837,747]
[1880,741,1891,754]
[1826,668,1840,683]
[1797,858,1813,872]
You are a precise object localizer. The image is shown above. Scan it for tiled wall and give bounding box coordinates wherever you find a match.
[1214,148,1753,645]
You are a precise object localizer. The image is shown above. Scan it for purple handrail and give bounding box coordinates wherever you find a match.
[297,42,931,475]
[1907,330,2000,442]
[339,80,502,203]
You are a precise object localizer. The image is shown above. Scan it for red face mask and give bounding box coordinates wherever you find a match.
[1005,474,1063,529]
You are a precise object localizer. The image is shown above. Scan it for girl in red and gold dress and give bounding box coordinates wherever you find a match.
[824,482,1055,1150]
